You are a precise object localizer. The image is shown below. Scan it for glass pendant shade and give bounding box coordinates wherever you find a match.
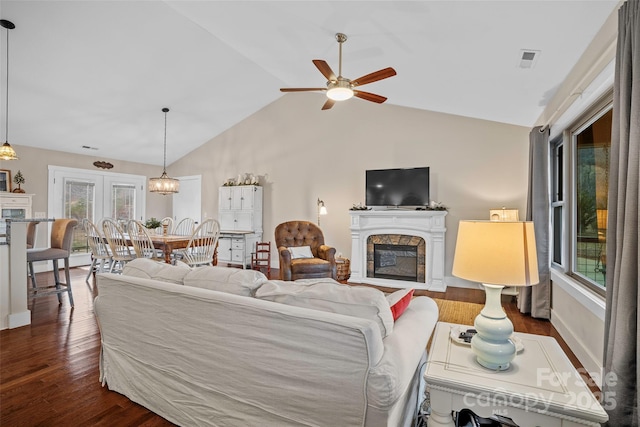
[0,141,18,160]
[149,171,180,195]
[149,107,179,195]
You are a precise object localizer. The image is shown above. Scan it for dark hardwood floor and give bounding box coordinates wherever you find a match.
[1,267,593,425]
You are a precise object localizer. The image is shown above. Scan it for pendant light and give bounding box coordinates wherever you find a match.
[149,108,179,195]
[0,19,18,160]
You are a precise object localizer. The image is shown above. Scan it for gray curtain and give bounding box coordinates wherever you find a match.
[604,1,639,426]
[517,126,551,319]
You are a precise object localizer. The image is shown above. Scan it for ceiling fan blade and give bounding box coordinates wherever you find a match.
[321,99,336,110]
[354,90,388,104]
[313,59,337,81]
[280,88,327,92]
[352,67,397,87]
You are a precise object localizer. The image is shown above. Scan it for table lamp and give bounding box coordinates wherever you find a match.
[452,220,539,370]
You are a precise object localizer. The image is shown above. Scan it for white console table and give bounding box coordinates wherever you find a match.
[424,322,608,427]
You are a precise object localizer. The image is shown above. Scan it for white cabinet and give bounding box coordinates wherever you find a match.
[218,186,262,232]
[217,186,263,268]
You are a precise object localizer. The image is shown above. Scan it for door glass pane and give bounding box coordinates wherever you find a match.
[112,184,136,223]
[64,180,95,254]
[574,109,611,287]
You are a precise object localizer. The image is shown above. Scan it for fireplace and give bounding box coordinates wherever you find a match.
[349,210,447,291]
[369,234,425,282]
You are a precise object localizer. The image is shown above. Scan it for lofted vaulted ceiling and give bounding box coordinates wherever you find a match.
[0,0,620,166]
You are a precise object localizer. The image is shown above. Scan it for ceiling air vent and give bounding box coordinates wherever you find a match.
[518,49,540,69]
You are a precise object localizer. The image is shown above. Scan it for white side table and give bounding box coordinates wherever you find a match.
[424,322,608,427]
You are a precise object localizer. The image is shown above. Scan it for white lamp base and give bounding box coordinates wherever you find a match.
[471,283,516,370]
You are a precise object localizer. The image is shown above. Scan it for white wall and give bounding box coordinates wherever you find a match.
[170,92,531,279]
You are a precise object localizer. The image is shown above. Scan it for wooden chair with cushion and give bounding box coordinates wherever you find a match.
[26,221,38,249]
[274,220,337,281]
[27,218,78,306]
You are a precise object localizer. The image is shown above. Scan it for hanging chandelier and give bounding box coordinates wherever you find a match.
[0,19,18,161]
[149,107,179,195]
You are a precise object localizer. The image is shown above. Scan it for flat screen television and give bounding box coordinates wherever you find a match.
[366,167,430,207]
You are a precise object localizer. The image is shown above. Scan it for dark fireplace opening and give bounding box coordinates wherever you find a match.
[373,244,418,282]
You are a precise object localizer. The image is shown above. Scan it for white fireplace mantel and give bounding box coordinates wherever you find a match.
[349,209,447,291]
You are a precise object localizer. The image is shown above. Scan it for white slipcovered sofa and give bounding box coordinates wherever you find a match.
[94,259,439,427]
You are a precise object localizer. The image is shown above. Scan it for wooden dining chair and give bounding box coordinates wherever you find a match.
[174,217,196,236]
[102,218,136,273]
[180,218,220,267]
[81,218,112,282]
[127,220,163,261]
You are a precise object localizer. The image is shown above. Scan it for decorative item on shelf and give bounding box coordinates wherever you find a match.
[149,107,180,195]
[452,220,539,371]
[349,203,371,211]
[0,20,18,161]
[317,198,327,225]
[93,160,114,169]
[223,174,261,187]
[12,170,25,193]
[426,201,447,211]
[489,207,519,221]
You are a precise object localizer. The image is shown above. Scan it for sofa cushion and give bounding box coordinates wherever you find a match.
[255,279,394,338]
[122,258,191,284]
[183,266,268,297]
[386,288,415,321]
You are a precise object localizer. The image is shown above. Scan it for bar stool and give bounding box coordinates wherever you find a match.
[26,221,38,249]
[27,218,78,306]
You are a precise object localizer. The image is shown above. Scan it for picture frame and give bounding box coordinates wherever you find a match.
[0,169,10,192]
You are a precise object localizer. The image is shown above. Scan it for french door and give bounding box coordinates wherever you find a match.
[48,166,146,266]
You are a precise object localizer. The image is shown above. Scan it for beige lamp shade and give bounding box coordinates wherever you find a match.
[489,207,519,221]
[453,220,539,287]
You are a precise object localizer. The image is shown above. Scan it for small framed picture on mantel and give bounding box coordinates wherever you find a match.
[0,169,10,192]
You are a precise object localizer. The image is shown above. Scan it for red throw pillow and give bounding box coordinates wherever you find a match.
[386,288,415,321]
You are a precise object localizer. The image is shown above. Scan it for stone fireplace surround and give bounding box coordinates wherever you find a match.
[349,210,447,291]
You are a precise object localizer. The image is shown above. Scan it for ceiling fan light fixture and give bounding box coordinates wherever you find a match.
[326,86,354,101]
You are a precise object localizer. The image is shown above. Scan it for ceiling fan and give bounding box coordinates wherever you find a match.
[280,33,396,110]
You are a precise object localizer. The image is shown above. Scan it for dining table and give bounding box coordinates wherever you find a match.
[147,233,218,265]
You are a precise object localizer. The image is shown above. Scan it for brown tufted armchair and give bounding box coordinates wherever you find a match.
[275,220,337,281]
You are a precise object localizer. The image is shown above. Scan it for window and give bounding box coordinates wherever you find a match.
[551,99,611,294]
